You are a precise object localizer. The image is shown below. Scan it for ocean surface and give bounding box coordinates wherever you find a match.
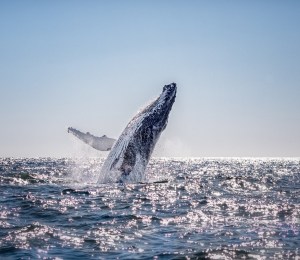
[0,157,299,259]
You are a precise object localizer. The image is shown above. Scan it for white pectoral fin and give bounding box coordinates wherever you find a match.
[67,127,116,151]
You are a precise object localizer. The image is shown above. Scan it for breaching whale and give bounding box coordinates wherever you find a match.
[68,83,176,183]
[99,83,177,183]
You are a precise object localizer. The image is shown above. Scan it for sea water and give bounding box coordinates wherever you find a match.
[0,157,299,259]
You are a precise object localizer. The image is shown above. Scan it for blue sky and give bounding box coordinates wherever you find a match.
[1,1,299,157]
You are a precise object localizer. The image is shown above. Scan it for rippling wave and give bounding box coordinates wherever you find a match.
[0,157,299,259]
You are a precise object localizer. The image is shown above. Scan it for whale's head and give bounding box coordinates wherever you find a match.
[127,83,177,160]
[147,82,177,132]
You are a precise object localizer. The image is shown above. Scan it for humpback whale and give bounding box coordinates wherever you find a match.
[99,83,177,183]
[68,83,176,183]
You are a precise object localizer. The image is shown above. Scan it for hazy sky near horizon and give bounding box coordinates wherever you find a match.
[1,1,300,157]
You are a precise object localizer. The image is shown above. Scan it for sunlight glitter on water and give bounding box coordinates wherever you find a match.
[0,157,299,259]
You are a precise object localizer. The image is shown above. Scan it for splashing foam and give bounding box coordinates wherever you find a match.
[67,136,105,186]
